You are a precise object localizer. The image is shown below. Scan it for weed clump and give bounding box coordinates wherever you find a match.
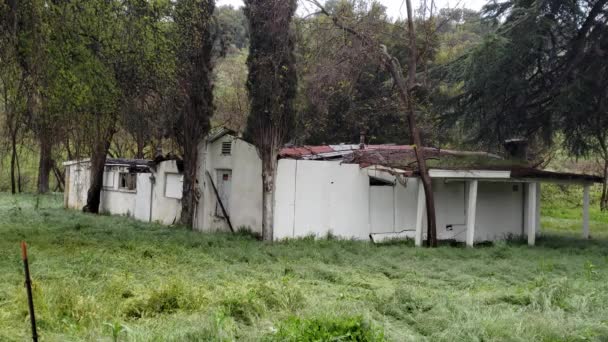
[375,287,433,321]
[489,292,532,306]
[254,280,304,311]
[123,283,200,319]
[265,315,385,341]
[530,277,572,311]
[220,293,264,325]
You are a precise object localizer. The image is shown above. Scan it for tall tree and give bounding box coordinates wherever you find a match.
[174,0,216,227]
[244,0,298,241]
[11,0,55,193]
[0,0,27,193]
[446,0,608,209]
[295,1,411,145]
[76,0,124,213]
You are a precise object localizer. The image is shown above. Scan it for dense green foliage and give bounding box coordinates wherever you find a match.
[0,193,607,340]
[446,0,607,153]
[243,0,298,148]
[294,1,410,145]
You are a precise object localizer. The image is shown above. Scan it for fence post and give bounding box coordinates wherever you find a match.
[21,241,38,342]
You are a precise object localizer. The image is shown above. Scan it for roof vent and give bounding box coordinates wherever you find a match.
[504,138,528,160]
[221,141,232,155]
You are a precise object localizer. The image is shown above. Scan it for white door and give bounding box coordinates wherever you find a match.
[134,174,152,221]
[216,170,232,217]
[370,186,395,233]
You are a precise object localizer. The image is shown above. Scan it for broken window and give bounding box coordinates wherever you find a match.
[221,141,232,155]
[119,173,137,191]
[369,176,394,186]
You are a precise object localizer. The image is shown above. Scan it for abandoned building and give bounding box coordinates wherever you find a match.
[63,130,602,246]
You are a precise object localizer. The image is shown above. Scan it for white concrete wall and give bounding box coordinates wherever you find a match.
[370,186,394,233]
[274,159,372,240]
[196,135,263,233]
[369,177,420,234]
[433,180,467,240]
[475,182,524,241]
[64,160,182,225]
[100,190,136,216]
[150,160,182,225]
[274,160,529,242]
[394,178,420,233]
[429,180,525,242]
[65,162,91,210]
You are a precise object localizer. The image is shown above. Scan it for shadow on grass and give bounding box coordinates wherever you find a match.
[405,233,608,250]
[535,233,608,250]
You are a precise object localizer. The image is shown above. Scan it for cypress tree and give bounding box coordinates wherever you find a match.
[244,0,298,241]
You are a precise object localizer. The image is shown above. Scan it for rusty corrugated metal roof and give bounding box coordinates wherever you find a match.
[280,144,601,183]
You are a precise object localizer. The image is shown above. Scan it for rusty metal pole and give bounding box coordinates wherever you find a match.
[21,241,38,342]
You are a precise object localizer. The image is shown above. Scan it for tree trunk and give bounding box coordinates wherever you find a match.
[261,154,277,242]
[135,140,145,159]
[37,134,53,194]
[83,139,111,213]
[397,77,438,247]
[16,146,22,193]
[180,143,199,227]
[52,163,65,192]
[382,0,437,247]
[601,159,608,211]
[381,53,438,247]
[10,131,18,194]
[404,0,437,247]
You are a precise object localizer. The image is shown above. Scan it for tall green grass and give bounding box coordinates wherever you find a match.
[0,193,607,341]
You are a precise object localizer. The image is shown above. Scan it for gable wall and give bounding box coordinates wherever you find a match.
[196,135,263,233]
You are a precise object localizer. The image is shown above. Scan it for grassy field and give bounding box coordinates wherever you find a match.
[1,190,608,341]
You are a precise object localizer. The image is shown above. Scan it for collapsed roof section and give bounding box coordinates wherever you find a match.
[279,144,602,183]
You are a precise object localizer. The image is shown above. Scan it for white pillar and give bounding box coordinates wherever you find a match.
[466,180,478,247]
[415,179,426,247]
[526,182,537,246]
[583,184,590,239]
[535,182,541,236]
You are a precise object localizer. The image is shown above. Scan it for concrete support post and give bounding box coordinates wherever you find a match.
[526,182,537,246]
[535,182,541,236]
[415,179,426,247]
[583,184,590,239]
[466,180,478,247]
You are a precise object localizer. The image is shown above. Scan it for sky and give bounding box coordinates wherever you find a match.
[216,0,487,20]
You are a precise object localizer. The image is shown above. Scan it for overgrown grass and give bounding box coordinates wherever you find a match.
[1,192,607,341]
[542,183,608,237]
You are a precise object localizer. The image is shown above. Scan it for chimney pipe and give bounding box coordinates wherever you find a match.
[359,131,366,150]
[504,138,528,160]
